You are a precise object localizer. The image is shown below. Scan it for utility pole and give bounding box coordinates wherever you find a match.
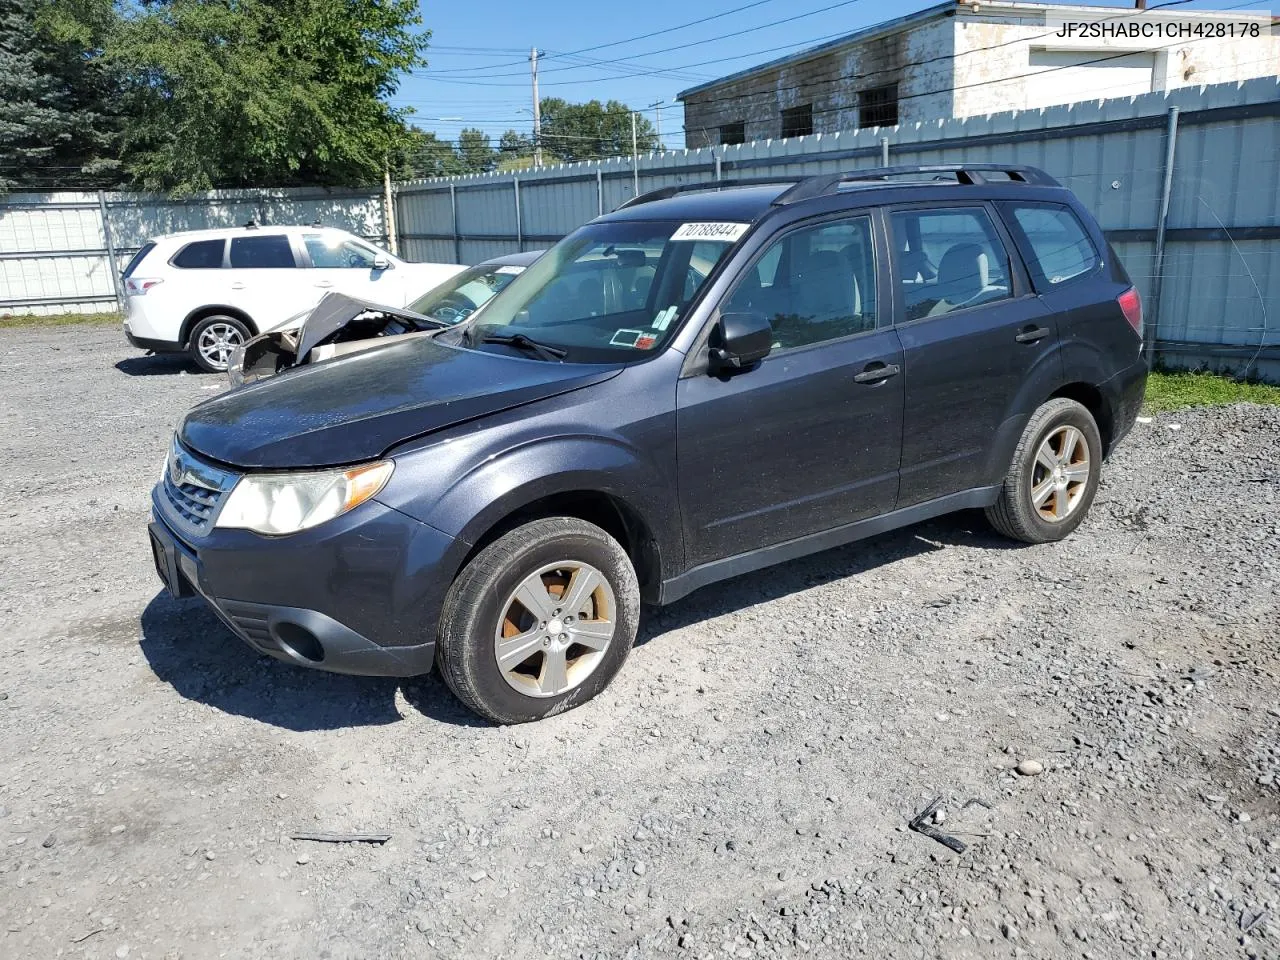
[530,48,543,168]
[648,99,666,151]
[631,111,639,196]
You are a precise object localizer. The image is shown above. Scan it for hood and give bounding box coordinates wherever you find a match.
[230,293,445,387]
[181,334,621,469]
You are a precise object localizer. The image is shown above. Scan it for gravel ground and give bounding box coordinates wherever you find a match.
[1,325,1277,960]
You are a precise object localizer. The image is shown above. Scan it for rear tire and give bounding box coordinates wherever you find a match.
[437,517,640,724]
[189,315,251,373]
[985,398,1102,544]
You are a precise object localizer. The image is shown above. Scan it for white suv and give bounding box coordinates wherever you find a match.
[121,225,465,371]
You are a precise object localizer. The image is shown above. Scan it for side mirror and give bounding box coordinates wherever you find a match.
[372,255,391,271]
[709,311,772,372]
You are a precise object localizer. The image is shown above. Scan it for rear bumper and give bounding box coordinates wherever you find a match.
[1104,357,1148,454]
[127,330,184,353]
[148,496,452,677]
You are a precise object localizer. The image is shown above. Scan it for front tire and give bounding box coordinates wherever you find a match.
[985,398,1103,544]
[437,517,640,724]
[189,315,251,373]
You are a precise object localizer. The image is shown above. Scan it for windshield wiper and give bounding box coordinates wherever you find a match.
[480,333,567,361]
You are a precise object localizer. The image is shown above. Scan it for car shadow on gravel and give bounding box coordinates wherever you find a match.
[635,509,1021,646]
[139,512,1020,730]
[115,354,206,376]
[139,592,405,731]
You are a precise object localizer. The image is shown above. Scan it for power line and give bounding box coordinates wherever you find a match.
[420,0,872,81]
[413,0,784,77]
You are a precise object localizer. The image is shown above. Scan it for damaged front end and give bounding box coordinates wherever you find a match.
[229,293,446,386]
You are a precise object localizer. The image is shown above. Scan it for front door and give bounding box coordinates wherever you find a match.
[888,204,1058,507]
[676,214,905,567]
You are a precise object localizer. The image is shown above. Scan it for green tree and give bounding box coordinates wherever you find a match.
[395,127,463,180]
[456,127,496,174]
[107,0,429,192]
[0,0,122,191]
[537,98,658,164]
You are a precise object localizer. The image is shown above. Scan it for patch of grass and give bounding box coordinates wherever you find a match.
[0,311,122,328]
[1144,370,1280,413]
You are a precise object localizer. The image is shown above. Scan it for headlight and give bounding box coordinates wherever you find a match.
[215,461,393,535]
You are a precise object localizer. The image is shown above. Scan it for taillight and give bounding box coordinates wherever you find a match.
[125,277,163,296]
[1117,287,1142,337]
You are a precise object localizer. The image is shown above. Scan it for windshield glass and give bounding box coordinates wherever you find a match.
[458,221,743,362]
[407,262,524,325]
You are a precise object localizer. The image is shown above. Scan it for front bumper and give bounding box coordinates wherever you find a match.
[149,491,458,677]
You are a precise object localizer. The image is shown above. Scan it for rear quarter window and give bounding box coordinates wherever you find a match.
[123,242,156,277]
[1006,203,1099,287]
[229,235,297,269]
[171,238,226,269]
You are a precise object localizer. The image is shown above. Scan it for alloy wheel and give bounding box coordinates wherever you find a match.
[493,561,616,698]
[197,322,245,370]
[1030,424,1091,522]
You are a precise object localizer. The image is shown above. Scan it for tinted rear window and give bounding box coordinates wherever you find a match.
[123,242,156,277]
[1007,203,1099,286]
[171,239,225,269]
[229,235,296,269]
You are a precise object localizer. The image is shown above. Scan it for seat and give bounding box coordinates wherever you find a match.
[776,249,859,347]
[926,243,997,317]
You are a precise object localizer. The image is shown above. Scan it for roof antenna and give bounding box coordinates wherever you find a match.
[244,218,258,229]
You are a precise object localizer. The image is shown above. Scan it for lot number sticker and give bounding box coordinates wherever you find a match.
[670,222,750,243]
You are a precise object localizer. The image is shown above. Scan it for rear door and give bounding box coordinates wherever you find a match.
[889,203,1059,507]
[226,233,306,330]
[676,212,905,565]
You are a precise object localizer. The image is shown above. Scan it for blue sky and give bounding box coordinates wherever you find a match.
[390,0,1271,150]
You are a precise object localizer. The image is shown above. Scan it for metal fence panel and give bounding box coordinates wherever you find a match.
[6,78,1279,374]
[391,76,1280,375]
[1,187,385,315]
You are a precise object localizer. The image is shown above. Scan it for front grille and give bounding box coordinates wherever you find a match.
[160,440,238,534]
[163,475,225,529]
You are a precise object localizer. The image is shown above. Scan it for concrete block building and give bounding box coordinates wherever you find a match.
[678,1,1280,147]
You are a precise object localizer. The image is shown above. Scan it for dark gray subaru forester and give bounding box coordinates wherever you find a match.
[149,164,1147,724]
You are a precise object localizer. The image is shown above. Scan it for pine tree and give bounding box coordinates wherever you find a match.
[0,0,121,192]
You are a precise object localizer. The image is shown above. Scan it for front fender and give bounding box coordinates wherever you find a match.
[377,431,682,583]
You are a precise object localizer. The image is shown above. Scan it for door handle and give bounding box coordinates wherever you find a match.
[1015,325,1050,344]
[314,280,334,288]
[229,282,246,290]
[853,362,900,384]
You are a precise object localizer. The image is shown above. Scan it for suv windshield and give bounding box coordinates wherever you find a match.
[408,262,524,325]
[458,221,742,362]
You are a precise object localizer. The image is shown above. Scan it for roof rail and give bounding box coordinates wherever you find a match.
[773,164,1059,205]
[615,176,802,211]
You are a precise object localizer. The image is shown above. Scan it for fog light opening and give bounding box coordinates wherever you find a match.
[274,622,325,663]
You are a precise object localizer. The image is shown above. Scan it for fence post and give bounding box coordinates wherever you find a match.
[383,161,399,256]
[1147,105,1180,369]
[449,183,461,264]
[714,151,723,181]
[513,177,523,252]
[880,136,890,167]
[596,167,604,216]
[97,190,124,312]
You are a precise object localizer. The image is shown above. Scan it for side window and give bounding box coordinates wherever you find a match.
[891,208,1012,321]
[228,235,296,269]
[171,239,225,269]
[1008,204,1099,286]
[303,234,380,269]
[722,216,877,351]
